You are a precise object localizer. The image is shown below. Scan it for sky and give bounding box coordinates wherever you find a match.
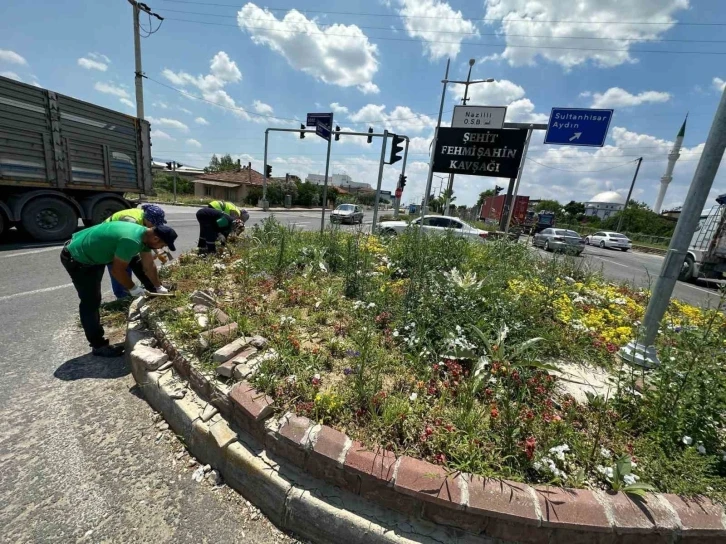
[1,0,725,210]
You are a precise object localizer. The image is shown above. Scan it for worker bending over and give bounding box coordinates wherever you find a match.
[61,222,178,357]
[196,200,250,255]
[104,204,168,298]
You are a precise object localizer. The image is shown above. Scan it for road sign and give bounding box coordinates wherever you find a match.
[432,127,527,178]
[544,107,613,147]
[315,121,331,141]
[452,106,506,129]
[306,112,333,128]
[395,187,402,198]
[379,190,392,196]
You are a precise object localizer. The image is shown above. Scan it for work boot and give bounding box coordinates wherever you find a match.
[92,344,124,357]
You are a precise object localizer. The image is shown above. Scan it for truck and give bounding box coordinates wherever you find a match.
[480,194,530,226]
[679,194,726,281]
[0,75,152,241]
[523,210,556,235]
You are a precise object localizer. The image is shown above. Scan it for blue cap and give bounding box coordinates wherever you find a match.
[141,204,167,226]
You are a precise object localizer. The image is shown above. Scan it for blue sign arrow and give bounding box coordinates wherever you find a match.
[307,112,333,128]
[315,121,331,141]
[544,107,614,147]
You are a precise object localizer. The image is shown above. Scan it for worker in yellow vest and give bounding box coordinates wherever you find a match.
[104,204,168,298]
[196,200,250,254]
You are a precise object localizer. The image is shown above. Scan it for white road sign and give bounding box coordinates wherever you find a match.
[452,106,507,129]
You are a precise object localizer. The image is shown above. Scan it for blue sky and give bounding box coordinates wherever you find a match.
[1,0,725,209]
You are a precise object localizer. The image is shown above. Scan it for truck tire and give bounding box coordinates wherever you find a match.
[88,198,128,226]
[678,255,696,282]
[20,197,78,241]
[0,212,5,238]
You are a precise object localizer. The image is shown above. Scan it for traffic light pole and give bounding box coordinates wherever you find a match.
[616,157,643,233]
[393,138,409,219]
[262,130,269,210]
[503,127,532,233]
[319,133,333,233]
[172,161,177,204]
[371,130,389,231]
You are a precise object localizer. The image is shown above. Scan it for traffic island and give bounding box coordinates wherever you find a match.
[126,293,726,543]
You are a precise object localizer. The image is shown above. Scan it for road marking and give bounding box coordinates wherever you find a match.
[0,246,62,259]
[0,283,73,303]
[680,283,720,296]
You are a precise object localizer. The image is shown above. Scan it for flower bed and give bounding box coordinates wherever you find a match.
[153,217,726,500]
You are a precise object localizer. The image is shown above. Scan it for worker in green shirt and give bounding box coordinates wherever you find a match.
[196,201,250,254]
[104,204,168,299]
[60,222,178,357]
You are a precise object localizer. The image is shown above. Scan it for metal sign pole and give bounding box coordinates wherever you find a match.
[371,130,389,231]
[172,161,177,204]
[262,129,269,210]
[616,157,643,233]
[319,133,333,233]
[422,58,451,221]
[504,128,532,233]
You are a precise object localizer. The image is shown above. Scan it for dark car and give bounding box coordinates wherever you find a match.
[533,228,585,255]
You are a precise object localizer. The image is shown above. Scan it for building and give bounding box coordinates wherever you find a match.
[584,191,625,220]
[192,162,264,203]
[305,173,372,190]
[653,116,687,214]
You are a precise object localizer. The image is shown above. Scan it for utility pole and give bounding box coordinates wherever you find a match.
[616,157,643,233]
[319,126,333,233]
[172,161,177,204]
[371,130,389,231]
[504,128,533,233]
[127,0,163,119]
[619,88,726,368]
[422,58,451,220]
[262,130,269,210]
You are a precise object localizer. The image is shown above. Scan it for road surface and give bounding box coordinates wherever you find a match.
[0,205,721,541]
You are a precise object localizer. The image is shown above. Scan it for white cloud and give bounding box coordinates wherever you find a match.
[0,71,22,82]
[210,51,242,83]
[119,98,135,109]
[590,87,671,108]
[450,79,548,123]
[253,100,274,115]
[153,101,169,109]
[237,3,379,93]
[77,57,108,71]
[151,129,175,141]
[186,138,202,148]
[483,0,689,68]
[330,102,349,114]
[348,104,436,133]
[195,117,209,125]
[147,116,190,132]
[398,0,478,60]
[713,77,726,93]
[94,81,130,99]
[88,52,111,64]
[0,49,27,66]
[179,107,193,114]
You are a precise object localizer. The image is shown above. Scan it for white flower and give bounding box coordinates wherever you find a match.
[600,447,612,459]
[213,263,227,271]
[367,302,376,309]
[392,330,399,337]
[683,436,693,446]
[280,316,296,325]
[315,300,322,309]
[409,392,418,401]
[318,261,327,273]
[313,373,321,381]
[353,300,365,310]
[697,443,706,455]
[597,465,615,480]
[623,474,639,486]
[286,374,297,384]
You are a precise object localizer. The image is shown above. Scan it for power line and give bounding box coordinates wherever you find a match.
[525,157,637,172]
[161,17,726,55]
[159,8,726,44]
[160,1,726,27]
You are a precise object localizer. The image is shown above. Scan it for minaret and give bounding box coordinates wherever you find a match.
[653,115,687,214]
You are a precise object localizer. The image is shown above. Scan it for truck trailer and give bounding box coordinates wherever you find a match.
[0,75,152,241]
[679,194,726,281]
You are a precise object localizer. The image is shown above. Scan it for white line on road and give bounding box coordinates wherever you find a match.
[0,283,73,303]
[0,246,61,259]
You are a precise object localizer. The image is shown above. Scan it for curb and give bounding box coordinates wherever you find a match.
[127,298,726,544]
[125,303,461,544]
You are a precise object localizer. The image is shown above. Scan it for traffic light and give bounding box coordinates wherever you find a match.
[265,165,272,178]
[367,127,373,144]
[299,123,305,139]
[165,162,172,170]
[495,185,504,195]
[389,134,404,165]
[399,174,407,189]
[335,125,340,141]
[165,161,181,170]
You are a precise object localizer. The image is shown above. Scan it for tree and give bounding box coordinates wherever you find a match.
[564,200,585,217]
[476,189,496,208]
[535,199,562,213]
[205,154,237,173]
[603,201,675,236]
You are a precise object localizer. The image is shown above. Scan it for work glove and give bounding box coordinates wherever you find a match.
[156,286,169,294]
[129,285,146,297]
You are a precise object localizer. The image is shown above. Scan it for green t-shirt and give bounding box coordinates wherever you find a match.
[67,221,150,265]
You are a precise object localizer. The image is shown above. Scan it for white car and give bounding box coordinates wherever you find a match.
[585,231,632,251]
[378,215,489,242]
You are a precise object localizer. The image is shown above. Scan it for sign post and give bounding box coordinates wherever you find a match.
[306,112,334,232]
[544,108,613,147]
[371,130,388,231]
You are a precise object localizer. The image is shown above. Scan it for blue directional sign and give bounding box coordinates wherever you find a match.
[315,121,331,141]
[306,112,333,128]
[544,107,614,147]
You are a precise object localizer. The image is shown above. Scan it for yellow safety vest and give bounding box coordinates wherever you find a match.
[104,208,145,225]
[209,200,240,216]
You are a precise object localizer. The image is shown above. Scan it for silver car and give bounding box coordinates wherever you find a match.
[330,204,364,224]
[533,228,585,255]
[585,231,632,251]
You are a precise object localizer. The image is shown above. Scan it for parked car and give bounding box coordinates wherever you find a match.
[533,228,585,255]
[585,231,632,251]
[330,204,364,224]
[378,215,489,242]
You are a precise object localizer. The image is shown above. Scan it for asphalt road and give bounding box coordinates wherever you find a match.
[0,205,721,541]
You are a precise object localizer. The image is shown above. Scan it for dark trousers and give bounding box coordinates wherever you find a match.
[107,255,155,299]
[60,247,107,349]
[196,207,226,253]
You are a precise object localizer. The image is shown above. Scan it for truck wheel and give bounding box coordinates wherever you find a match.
[0,212,5,238]
[90,198,128,226]
[21,197,78,241]
[678,255,695,282]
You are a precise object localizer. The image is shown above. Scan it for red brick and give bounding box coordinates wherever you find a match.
[663,494,726,537]
[393,456,463,509]
[266,414,312,468]
[230,346,258,363]
[467,477,539,524]
[229,381,274,421]
[606,492,677,535]
[199,323,238,344]
[535,486,612,532]
[344,441,398,481]
[306,426,349,485]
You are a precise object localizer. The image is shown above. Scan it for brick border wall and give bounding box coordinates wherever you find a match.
[147,314,726,544]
